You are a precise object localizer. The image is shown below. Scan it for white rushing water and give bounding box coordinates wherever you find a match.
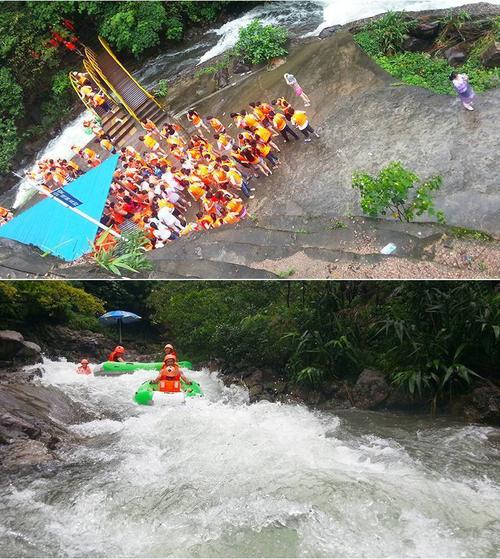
[12,111,92,210]
[199,0,500,61]
[1,358,499,557]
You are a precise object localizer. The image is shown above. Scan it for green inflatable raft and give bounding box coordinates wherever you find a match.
[94,360,193,376]
[134,378,203,405]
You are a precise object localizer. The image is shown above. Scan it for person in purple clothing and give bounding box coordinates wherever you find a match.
[450,72,476,111]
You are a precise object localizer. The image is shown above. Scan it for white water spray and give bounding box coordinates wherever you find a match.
[0,358,498,557]
[12,111,92,210]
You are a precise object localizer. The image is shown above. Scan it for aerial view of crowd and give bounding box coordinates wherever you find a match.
[6,75,319,251]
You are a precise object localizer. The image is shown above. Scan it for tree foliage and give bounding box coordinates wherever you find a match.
[234,19,288,65]
[146,281,499,409]
[352,162,446,224]
[0,281,105,325]
[0,1,233,174]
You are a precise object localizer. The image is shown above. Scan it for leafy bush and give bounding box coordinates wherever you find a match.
[100,2,166,57]
[92,230,153,276]
[363,11,412,56]
[234,19,288,65]
[0,67,24,120]
[153,79,169,98]
[352,162,446,224]
[375,52,500,95]
[0,118,21,174]
[0,281,105,324]
[51,71,72,98]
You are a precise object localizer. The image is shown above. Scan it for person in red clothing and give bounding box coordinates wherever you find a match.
[76,359,92,375]
[153,354,192,392]
[108,346,125,362]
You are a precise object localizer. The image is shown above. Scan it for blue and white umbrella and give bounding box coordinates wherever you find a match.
[99,310,142,343]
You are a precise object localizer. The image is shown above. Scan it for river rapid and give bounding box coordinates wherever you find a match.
[1,359,499,557]
[7,0,500,209]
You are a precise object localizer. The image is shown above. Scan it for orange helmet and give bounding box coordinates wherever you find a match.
[115,346,125,353]
[81,359,89,365]
[164,354,176,361]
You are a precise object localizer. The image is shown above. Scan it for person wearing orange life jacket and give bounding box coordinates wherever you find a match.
[108,346,126,362]
[163,344,178,362]
[207,116,226,134]
[153,354,192,392]
[186,109,210,135]
[270,110,299,143]
[77,359,92,375]
[289,108,320,143]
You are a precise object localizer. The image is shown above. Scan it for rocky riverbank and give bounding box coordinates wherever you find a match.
[1,323,499,470]
[0,327,161,469]
[209,360,500,427]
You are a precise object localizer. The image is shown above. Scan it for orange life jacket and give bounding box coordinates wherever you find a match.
[108,350,124,362]
[158,366,181,393]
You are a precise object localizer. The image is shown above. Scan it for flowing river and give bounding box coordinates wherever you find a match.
[7,0,500,209]
[1,359,499,557]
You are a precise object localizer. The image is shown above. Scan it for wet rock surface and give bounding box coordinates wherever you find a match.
[351,369,391,410]
[463,386,500,425]
[215,363,499,426]
[0,381,84,469]
[0,330,42,369]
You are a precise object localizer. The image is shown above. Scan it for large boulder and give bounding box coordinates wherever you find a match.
[445,43,470,66]
[232,60,251,74]
[214,67,230,89]
[481,41,500,68]
[0,330,42,367]
[412,21,441,40]
[351,369,390,409]
[319,25,342,39]
[463,386,500,426]
[461,19,496,41]
[402,36,430,52]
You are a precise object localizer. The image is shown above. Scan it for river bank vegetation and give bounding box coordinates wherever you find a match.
[1,281,498,416]
[354,10,500,95]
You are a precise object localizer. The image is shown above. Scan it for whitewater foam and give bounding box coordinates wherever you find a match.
[1,357,498,557]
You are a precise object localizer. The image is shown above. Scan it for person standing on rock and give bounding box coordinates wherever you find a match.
[284,73,311,107]
[450,72,475,111]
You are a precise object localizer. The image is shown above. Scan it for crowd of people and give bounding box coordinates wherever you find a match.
[71,71,114,114]
[2,93,319,251]
[94,96,319,250]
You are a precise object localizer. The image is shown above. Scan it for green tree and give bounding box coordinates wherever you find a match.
[234,19,288,65]
[352,162,446,224]
[100,2,167,57]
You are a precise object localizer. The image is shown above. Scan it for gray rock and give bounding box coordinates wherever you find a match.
[16,341,42,365]
[412,21,441,39]
[0,330,42,366]
[214,67,230,89]
[351,368,390,410]
[319,25,342,39]
[232,60,251,74]
[481,41,500,68]
[248,384,264,401]
[445,44,469,66]
[464,386,500,425]
[402,36,430,52]
[1,439,54,468]
[461,19,496,41]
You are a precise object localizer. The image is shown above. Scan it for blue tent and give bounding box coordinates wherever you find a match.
[0,154,119,261]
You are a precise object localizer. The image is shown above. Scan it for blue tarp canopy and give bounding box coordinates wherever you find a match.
[0,154,119,261]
